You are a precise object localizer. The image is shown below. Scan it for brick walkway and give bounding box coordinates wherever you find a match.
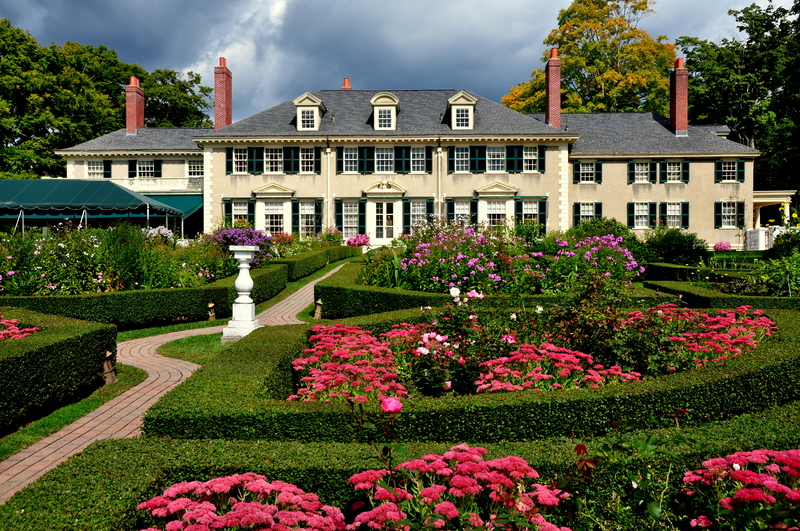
[0,265,343,504]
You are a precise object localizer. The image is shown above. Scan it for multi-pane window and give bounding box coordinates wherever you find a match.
[487,147,505,172]
[137,160,154,178]
[410,201,427,230]
[522,201,538,221]
[454,202,470,216]
[721,202,737,228]
[188,160,204,176]
[580,203,596,223]
[265,148,282,173]
[300,147,315,173]
[720,161,738,181]
[411,147,425,173]
[87,160,104,178]
[634,162,649,183]
[455,108,471,128]
[343,147,358,173]
[377,109,392,129]
[232,201,249,223]
[264,202,284,236]
[665,162,682,182]
[233,148,247,173]
[634,202,650,228]
[666,202,682,227]
[375,202,394,239]
[486,201,506,225]
[299,201,316,238]
[375,147,393,173]
[455,147,469,172]
[342,202,359,239]
[300,109,315,129]
[523,147,538,172]
[580,162,596,182]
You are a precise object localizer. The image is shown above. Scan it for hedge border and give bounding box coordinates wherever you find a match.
[7,399,800,530]
[644,280,800,310]
[0,246,360,328]
[314,262,674,319]
[0,307,116,433]
[143,302,800,442]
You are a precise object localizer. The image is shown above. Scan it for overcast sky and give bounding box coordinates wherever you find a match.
[2,0,793,123]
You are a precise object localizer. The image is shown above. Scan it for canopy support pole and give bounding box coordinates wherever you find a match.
[79,209,87,229]
[146,204,150,227]
[13,209,23,233]
[181,217,185,239]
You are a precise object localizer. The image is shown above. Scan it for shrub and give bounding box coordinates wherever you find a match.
[764,229,800,259]
[643,225,710,266]
[346,234,370,247]
[713,241,732,251]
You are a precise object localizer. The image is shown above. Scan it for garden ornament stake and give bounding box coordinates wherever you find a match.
[222,245,261,343]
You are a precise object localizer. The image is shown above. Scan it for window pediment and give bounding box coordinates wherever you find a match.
[292,93,326,132]
[371,92,399,131]
[363,180,406,197]
[253,183,296,198]
[447,91,477,130]
[475,182,518,197]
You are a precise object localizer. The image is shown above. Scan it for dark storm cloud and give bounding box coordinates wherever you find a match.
[1,0,792,123]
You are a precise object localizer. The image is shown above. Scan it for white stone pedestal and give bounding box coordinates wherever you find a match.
[222,245,261,343]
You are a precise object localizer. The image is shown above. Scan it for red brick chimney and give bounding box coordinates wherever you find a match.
[125,76,145,134]
[670,57,688,137]
[341,77,352,90]
[214,57,232,130]
[545,48,561,129]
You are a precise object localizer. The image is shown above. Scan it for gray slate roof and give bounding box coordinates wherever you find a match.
[207,90,567,138]
[58,128,212,152]
[529,113,758,156]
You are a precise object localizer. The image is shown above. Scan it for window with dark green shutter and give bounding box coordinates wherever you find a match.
[425,146,433,174]
[226,148,233,174]
[128,160,137,178]
[446,199,456,222]
[283,147,300,174]
[506,145,524,173]
[103,160,112,179]
[358,200,367,234]
[469,146,486,173]
[336,147,344,174]
[358,147,375,174]
[394,146,411,174]
[247,147,264,174]
[537,145,546,173]
[314,147,322,174]
[153,160,162,178]
[737,160,745,182]
[681,161,690,183]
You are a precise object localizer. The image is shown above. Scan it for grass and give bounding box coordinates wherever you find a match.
[0,363,147,462]
[157,333,227,365]
[118,258,355,342]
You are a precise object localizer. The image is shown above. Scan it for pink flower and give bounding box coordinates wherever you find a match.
[690,515,713,527]
[381,398,403,413]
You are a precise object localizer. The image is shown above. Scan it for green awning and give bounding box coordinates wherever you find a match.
[145,195,203,217]
[0,179,185,216]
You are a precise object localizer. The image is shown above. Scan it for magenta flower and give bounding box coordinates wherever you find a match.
[381,398,403,413]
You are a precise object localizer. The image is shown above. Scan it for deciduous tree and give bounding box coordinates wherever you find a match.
[0,19,212,178]
[502,0,676,115]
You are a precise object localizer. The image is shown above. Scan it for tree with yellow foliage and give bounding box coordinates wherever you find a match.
[502,0,676,115]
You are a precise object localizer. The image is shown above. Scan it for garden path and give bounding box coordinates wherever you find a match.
[0,264,344,504]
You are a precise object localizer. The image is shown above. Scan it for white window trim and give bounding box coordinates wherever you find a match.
[374,106,396,131]
[633,162,649,183]
[633,202,650,229]
[452,105,473,130]
[665,161,682,182]
[523,147,538,173]
[410,147,425,173]
[454,146,470,173]
[296,107,319,131]
[375,147,394,173]
[233,147,248,174]
[579,162,596,183]
[343,147,358,174]
[137,160,155,178]
[720,160,739,182]
[721,201,738,229]
[86,160,104,179]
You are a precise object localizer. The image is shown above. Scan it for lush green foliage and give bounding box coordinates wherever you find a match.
[678,3,800,190]
[0,307,116,434]
[764,229,800,259]
[642,225,710,266]
[0,19,211,178]
[502,0,676,114]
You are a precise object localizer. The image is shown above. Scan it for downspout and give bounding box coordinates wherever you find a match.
[326,136,331,228]
[437,137,442,215]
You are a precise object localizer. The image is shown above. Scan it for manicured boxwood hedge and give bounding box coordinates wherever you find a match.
[0,307,116,433]
[0,247,359,328]
[6,399,800,530]
[315,262,674,319]
[273,246,362,282]
[143,305,800,442]
[644,280,800,310]
[644,262,748,282]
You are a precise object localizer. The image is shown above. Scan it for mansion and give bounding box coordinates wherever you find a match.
[57,53,760,247]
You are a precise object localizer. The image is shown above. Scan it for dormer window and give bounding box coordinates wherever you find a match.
[370,92,399,131]
[292,93,326,132]
[454,107,471,128]
[448,91,477,130]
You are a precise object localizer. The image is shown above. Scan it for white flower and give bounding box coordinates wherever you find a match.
[417,347,429,355]
[510,313,517,321]
[732,463,741,471]
[449,287,461,298]
[536,306,544,314]
[631,481,639,489]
